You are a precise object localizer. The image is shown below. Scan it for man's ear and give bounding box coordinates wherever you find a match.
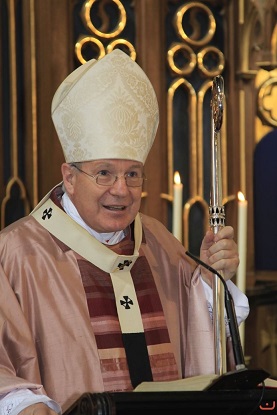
[61,163,75,195]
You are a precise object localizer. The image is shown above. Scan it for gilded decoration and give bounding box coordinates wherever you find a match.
[161,1,228,250]
[75,0,136,63]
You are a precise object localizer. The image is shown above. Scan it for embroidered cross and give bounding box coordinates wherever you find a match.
[42,208,53,220]
[120,296,133,309]
[117,260,132,270]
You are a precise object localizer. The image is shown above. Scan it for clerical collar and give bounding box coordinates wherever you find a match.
[61,191,126,245]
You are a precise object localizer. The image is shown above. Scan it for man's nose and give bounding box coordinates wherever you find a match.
[110,175,129,192]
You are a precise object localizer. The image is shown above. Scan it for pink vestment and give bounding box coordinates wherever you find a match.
[0,191,235,411]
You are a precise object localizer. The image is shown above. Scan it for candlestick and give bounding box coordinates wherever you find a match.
[237,191,248,352]
[173,171,183,242]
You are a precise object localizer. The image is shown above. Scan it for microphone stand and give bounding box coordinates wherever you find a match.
[185,250,270,390]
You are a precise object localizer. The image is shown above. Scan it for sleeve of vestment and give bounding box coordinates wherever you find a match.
[0,264,46,396]
[0,389,61,415]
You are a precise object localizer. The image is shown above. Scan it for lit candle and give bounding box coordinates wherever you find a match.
[173,171,183,242]
[237,191,248,293]
[237,191,248,352]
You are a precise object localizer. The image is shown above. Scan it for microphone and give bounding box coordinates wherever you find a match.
[186,250,245,369]
[185,250,270,390]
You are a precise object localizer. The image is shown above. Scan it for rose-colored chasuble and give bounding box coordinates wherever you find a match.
[31,187,179,391]
[78,236,179,391]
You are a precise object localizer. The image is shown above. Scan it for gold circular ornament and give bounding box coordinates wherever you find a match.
[82,0,126,39]
[75,36,105,64]
[174,2,216,47]
[197,46,225,77]
[258,77,277,127]
[167,43,196,75]
[106,39,136,60]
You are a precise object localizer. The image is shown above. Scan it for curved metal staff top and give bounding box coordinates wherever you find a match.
[210,75,225,223]
[209,75,226,375]
[212,75,224,133]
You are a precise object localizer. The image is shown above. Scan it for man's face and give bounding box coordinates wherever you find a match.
[62,159,144,233]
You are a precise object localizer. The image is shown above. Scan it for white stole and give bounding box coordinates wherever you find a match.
[31,195,144,334]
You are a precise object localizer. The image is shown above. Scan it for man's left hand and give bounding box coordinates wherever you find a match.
[199,226,239,286]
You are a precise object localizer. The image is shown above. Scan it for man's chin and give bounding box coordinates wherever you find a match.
[101,218,132,234]
[97,210,138,232]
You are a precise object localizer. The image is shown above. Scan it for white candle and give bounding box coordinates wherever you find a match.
[173,171,183,242]
[237,191,248,293]
[237,191,248,352]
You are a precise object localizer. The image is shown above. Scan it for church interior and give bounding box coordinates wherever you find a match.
[0,0,277,380]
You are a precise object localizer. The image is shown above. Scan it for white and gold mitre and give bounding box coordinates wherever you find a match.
[51,49,159,164]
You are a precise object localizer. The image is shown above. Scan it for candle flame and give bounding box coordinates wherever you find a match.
[174,171,181,185]
[238,191,245,202]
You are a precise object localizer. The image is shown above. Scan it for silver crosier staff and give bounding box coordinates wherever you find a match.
[209,75,227,375]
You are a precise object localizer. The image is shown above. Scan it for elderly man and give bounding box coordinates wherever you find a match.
[0,49,248,415]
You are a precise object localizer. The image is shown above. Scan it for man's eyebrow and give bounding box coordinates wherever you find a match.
[128,164,143,169]
[91,163,143,170]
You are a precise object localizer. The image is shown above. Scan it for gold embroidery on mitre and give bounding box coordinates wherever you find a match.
[51,49,159,164]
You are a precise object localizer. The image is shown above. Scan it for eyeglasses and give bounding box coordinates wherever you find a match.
[71,164,146,187]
